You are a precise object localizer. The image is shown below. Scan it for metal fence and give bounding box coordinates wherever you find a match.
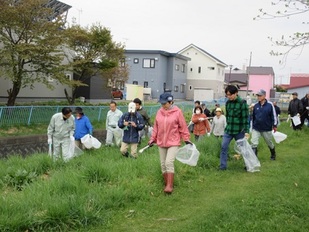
[0,103,195,126]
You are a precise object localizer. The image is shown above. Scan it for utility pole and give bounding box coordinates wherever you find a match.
[228,64,233,84]
[246,52,252,96]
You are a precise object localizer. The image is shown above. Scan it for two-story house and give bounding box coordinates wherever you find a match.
[124,50,190,100]
[178,44,227,100]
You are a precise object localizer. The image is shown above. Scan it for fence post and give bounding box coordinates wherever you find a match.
[0,107,2,126]
[27,106,34,125]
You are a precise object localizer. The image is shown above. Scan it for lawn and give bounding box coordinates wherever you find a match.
[0,122,308,231]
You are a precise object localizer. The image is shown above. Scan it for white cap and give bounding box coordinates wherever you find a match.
[128,102,136,113]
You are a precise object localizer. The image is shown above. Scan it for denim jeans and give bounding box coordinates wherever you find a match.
[220,131,245,169]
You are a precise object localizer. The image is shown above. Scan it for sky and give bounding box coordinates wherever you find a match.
[61,0,309,84]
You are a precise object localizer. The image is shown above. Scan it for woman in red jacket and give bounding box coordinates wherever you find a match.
[191,106,211,141]
[148,93,192,194]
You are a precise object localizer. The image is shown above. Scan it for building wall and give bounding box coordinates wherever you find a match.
[249,74,274,99]
[185,79,225,100]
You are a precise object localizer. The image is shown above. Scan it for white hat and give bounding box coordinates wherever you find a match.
[215,108,222,112]
[128,102,136,113]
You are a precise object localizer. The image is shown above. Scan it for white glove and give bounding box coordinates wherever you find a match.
[198,118,204,121]
[70,136,75,142]
[48,138,52,144]
[297,113,300,117]
[278,114,280,117]
[207,133,211,137]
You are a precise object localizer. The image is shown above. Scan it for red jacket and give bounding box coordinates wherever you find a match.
[191,113,211,135]
[151,105,190,147]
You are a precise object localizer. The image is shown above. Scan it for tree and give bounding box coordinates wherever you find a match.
[0,0,70,106]
[63,24,126,104]
[254,0,309,63]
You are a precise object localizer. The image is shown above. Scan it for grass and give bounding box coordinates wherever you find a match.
[0,122,308,231]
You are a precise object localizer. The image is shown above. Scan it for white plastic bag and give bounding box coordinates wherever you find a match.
[81,134,102,149]
[147,126,153,138]
[176,144,200,166]
[272,131,287,144]
[234,138,261,172]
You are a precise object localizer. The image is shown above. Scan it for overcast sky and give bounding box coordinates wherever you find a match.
[62,0,309,84]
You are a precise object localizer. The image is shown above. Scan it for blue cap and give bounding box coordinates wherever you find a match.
[256,89,266,96]
[158,93,173,104]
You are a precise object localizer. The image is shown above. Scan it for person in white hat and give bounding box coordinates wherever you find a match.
[118,102,145,158]
[211,107,226,138]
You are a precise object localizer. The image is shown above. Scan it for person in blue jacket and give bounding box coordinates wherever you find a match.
[118,102,145,158]
[74,107,93,149]
[251,89,277,160]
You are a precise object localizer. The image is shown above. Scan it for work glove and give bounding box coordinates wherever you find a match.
[297,113,300,117]
[148,140,154,147]
[198,118,204,121]
[245,133,250,140]
[185,141,193,145]
[47,138,52,144]
[273,127,277,133]
[70,136,75,142]
[207,133,211,137]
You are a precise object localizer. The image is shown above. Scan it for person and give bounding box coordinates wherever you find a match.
[251,89,277,160]
[105,101,123,146]
[201,103,211,118]
[118,102,145,158]
[211,103,222,117]
[73,107,93,149]
[148,93,192,194]
[188,100,201,133]
[273,101,281,126]
[288,92,303,130]
[191,105,211,141]
[219,85,249,170]
[133,98,152,143]
[211,108,226,138]
[300,92,309,126]
[47,107,75,161]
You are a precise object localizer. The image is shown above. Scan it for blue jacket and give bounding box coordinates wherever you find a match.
[118,112,145,144]
[252,99,277,132]
[74,115,93,140]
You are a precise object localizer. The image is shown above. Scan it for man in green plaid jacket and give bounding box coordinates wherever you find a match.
[219,85,249,170]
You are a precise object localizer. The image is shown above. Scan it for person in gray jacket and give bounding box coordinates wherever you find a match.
[47,107,75,161]
[105,101,123,146]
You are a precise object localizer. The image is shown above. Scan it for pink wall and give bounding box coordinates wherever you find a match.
[241,74,274,99]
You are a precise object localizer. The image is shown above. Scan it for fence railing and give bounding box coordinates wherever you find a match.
[0,103,195,126]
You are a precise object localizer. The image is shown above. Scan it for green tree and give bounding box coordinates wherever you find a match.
[0,0,70,106]
[254,0,309,63]
[63,24,126,104]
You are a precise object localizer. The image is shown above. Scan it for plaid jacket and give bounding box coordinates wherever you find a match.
[225,96,249,134]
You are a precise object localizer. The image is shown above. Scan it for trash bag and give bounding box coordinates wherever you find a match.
[234,138,260,172]
[147,126,153,138]
[176,143,200,166]
[272,131,287,144]
[66,141,83,161]
[81,134,102,149]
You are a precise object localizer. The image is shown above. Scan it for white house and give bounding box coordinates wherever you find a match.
[178,44,227,100]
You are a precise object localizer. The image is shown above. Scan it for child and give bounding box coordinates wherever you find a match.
[118,102,145,158]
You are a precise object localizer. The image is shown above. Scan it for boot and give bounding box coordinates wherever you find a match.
[270,147,276,160]
[164,173,174,194]
[252,147,258,157]
[163,173,167,187]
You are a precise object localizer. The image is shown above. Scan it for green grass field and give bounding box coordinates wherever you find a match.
[0,121,308,231]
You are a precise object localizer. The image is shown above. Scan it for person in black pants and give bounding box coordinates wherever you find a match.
[300,93,309,126]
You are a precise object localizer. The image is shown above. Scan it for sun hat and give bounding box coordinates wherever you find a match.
[215,108,222,112]
[158,93,173,104]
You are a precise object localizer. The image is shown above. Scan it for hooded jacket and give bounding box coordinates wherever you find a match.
[151,105,190,147]
[118,112,145,144]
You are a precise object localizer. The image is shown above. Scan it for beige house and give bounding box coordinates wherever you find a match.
[178,44,227,100]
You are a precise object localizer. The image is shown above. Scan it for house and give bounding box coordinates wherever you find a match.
[178,44,227,100]
[225,66,275,99]
[285,73,309,98]
[124,50,190,100]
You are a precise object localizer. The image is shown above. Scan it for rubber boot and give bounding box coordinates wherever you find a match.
[270,147,276,160]
[163,173,167,187]
[252,147,258,157]
[164,173,174,194]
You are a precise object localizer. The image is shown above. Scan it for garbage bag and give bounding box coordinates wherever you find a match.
[234,138,261,172]
[81,134,102,149]
[176,143,200,166]
[272,131,287,144]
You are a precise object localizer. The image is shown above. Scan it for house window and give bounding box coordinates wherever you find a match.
[133,81,138,85]
[107,78,113,87]
[181,64,185,73]
[144,81,148,88]
[143,58,155,68]
[174,86,179,92]
[175,64,179,71]
[198,67,201,73]
[208,67,215,70]
[120,58,125,67]
[180,84,185,93]
[190,68,193,72]
[66,74,72,80]
[133,58,139,64]
[189,85,193,90]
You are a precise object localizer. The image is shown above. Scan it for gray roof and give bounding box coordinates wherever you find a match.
[247,66,274,75]
[178,44,227,66]
[225,73,248,84]
[125,50,191,61]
